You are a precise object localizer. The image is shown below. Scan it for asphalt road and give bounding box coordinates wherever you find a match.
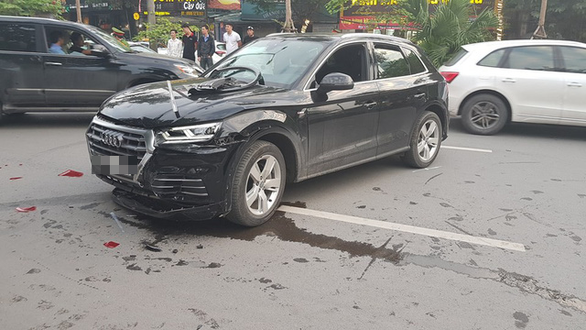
[1,113,585,329]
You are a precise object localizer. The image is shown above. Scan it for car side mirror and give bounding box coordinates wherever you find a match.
[91,44,110,57]
[317,72,354,94]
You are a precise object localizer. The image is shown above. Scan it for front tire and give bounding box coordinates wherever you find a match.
[402,111,442,168]
[227,141,286,227]
[461,94,508,135]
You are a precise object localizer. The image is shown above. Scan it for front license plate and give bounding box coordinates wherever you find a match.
[91,156,138,175]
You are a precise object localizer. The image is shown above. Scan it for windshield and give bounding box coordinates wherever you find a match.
[209,38,327,88]
[85,25,132,53]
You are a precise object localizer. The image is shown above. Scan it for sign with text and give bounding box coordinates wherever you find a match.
[143,0,206,17]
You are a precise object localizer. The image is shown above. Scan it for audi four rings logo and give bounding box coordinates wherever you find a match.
[101,130,124,148]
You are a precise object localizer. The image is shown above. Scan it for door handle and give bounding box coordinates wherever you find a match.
[414,92,426,98]
[45,62,63,66]
[567,82,582,87]
[502,78,516,83]
[363,101,377,109]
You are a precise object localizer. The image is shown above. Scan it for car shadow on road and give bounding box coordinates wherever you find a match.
[450,117,586,141]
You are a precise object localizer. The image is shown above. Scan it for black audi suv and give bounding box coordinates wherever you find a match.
[86,33,449,227]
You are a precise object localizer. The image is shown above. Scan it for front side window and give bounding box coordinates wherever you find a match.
[0,23,36,52]
[315,43,368,84]
[374,45,410,79]
[560,46,586,73]
[505,46,554,71]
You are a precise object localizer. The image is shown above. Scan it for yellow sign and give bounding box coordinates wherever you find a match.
[133,12,140,20]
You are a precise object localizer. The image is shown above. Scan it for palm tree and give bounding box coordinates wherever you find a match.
[409,0,498,67]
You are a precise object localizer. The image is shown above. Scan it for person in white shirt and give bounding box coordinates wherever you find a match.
[223,23,242,55]
[167,29,183,58]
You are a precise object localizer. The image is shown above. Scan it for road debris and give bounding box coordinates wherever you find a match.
[110,212,125,233]
[9,177,22,180]
[58,169,84,177]
[145,244,162,252]
[104,241,120,248]
[16,206,37,212]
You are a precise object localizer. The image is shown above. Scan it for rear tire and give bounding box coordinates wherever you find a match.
[461,94,508,135]
[227,140,286,227]
[402,111,442,168]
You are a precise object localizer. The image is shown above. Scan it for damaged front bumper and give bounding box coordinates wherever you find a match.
[87,115,242,220]
[112,188,227,220]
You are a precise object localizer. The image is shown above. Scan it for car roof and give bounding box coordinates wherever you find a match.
[463,39,586,52]
[0,15,91,30]
[265,32,415,46]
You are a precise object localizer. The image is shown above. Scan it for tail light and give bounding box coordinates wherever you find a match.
[215,51,226,57]
[440,71,459,83]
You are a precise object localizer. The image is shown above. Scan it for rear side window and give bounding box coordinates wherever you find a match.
[403,48,426,74]
[374,46,410,79]
[444,48,468,66]
[505,46,554,71]
[560,46,586,73]
[0,23,37,52]
[478,49,506,67]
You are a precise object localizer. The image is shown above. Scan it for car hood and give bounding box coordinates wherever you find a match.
[99,78,288,129]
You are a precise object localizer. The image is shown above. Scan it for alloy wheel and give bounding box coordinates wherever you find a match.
[245,154,282,216]
[417,119,439,162]
[470,101,501,129]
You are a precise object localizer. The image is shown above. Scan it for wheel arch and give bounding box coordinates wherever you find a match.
[423,103,449,140]
[458,90,512,123]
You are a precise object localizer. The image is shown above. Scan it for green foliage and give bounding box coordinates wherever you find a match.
[0,0,63,18]
[410,0,498,67]
[135,18,199,47]
[504,0,586,41]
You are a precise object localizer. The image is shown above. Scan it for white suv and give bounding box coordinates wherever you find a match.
[440,39,586,135]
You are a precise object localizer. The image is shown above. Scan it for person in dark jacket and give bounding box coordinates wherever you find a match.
[181,23,197,61]
[242,26,258,45]
[197,25,215,70]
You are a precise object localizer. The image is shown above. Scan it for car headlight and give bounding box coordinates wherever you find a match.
[156,122,222,145]
[174,64,200,77]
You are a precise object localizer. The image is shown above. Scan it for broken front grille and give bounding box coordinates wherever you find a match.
[86,121,147,160]
[151,173,209,199]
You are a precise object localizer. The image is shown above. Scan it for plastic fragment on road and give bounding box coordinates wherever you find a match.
[104,241,120,248]
[145,244,162,252]
[9,177,22,180]
[110,212,125,233]
[58,169,84,177]
[16,206,37,212]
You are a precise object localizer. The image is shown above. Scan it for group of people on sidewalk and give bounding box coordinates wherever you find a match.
[166,23,258,70]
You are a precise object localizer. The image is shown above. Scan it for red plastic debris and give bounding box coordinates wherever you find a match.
[58,169,84,177]
[16,206,37,212]
[9,177,22,180]
[104,241,120,248]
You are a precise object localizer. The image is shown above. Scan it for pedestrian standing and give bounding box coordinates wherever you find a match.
[242,26,258,45]
[197,25,215,70]
[167,29,183,58]
[223,23,241,55]
[181,23,197,61]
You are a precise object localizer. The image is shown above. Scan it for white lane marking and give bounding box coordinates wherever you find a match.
[442,145,493,153]
[278,205,526,252]
[412,166,441,173]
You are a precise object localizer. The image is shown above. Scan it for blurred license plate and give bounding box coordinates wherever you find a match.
[91,156,138,175]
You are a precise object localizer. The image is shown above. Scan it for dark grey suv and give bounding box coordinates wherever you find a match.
[86,33,449,227]
[0,15,201,123]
